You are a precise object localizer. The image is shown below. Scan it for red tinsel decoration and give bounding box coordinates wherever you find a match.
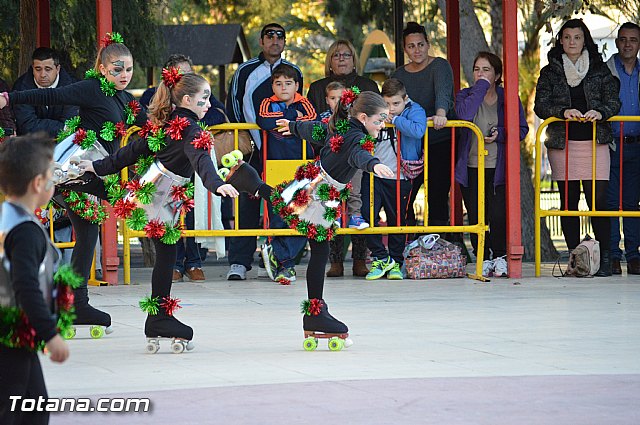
[329,135,344,153]
[180,198,195,214]
[170,185,188,202]
[74,128,87,145]
[292,189,310,207]
[306,224,318,239]
[126,180,142,192]
[361,139,376,154]
[138,120,158,138]
[101,34,115,47]
[166,116,190,140]
[326,227,334,240]
[289,218,300,228]
[340,89,357,107]
[113,199,137,218]
[294,167,305,181]
[115,121,127,138]
[279,206,295,219]
[277,277,291,286]
[16,313,37,350]
[309,298,324,316]
[128,100,141,116]
[191,130,213,150]
[160,296,182,316]
[321,116,330,124]
[345,182,353,190]
[304,163,320,179]
[56,286,75,311]
[144,219,165,239]
[328,186,341,200]
[161,67,183,89]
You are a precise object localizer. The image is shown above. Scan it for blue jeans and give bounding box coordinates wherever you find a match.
[175,208,206,272]
[267,206,307,269]
[607,142,640,261]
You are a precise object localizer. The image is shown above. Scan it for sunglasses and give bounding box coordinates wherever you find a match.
[263,29,286,40]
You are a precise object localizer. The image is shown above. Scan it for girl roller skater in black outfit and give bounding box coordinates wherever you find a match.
[0,33,146,336]
[81,71,237,351]
[225,90,393,350]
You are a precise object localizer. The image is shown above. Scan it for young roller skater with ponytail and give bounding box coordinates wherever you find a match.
[80,71,237,352]
[0,33,147,338]
[223,89,393,350]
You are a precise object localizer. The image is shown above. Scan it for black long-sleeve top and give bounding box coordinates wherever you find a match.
[5,222,57,344]
[290,118,380,184]
[93,108,225,195]
[8,78,147,154]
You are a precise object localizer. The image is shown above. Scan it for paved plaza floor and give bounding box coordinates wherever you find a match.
[44,261,639,424]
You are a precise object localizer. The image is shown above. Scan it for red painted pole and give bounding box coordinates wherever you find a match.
[95,1,118,285]
[36,0,50,48]
[502,0,523,277]
[446,0,463,227]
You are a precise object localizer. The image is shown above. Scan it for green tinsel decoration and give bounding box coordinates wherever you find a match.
[126,208,148,230]
[323,207,338,222]
[85,69,100,80]
[125,107,135,125]
[296,219,310,235]
[0,127,5,140]
[107,184,126,205]
[300,299,311,315]
[57,116,82,142]
[336,119,349,134]
[339,186,351,202]
[53,264,83,289]
[110,32,124,44]
[135,155,155,175]
[198,122,207,131]
[136,182,156,205]
[184,182,195,199]
[147,129,166,152]
[100,121,116,141]
[311,124,326,142]
[315,225,329,242]
[161,224,182,245]
[78,129,97,150]
[139,296,160,315]
[99,77,116,97]
[103,174,120,193]
[316,183,331,201]
[350,86,361,95]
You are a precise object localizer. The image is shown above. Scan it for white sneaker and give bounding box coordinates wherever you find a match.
[226,264,247,280]
[493,256,508,277]
[482,259,495,277]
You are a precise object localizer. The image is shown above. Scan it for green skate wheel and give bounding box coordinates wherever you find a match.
[62,327,76,339]
[328,337,344,351]
[303,337,318,351]
[221,153,237,168]
[231,150,243,161]
[89,326,104,339]
[217,168,230,180]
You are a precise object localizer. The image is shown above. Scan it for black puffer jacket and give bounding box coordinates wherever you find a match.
[534,53,621,149]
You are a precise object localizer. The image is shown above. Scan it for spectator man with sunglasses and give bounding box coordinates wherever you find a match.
[225,23,304,280]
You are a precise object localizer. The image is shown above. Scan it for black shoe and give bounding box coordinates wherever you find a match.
[627,257,640,275]
[595,249,612,277]
[145,312,193,340]
[74,303,112,327]
[612,259,622,275]
[302,299,348,334]
[226,163,264,195]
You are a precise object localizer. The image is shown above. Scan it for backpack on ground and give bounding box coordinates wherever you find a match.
[565,235,600,277]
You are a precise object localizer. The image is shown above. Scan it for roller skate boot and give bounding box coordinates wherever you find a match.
[301,299,352,351]
[226,162,265,195]
[65,303,113,339]
[141,295,194,354]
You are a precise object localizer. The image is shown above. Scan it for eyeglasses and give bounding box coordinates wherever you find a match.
[332,52,353,60]
[263,29,285,40]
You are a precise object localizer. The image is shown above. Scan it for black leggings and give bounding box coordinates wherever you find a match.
[558,180,610,251]
[0,346,49,425]
[67,207,100,305]
[152,238,177,299]
[307,240,330,299]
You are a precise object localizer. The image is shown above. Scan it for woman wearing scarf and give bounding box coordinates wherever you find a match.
[535,19,621,276]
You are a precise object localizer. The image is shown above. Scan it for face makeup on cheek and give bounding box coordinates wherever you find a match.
[103,57,133,90]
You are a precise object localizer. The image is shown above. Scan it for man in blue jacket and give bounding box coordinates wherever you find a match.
[12,47,78,137]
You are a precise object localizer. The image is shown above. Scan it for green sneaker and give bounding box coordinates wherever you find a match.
[387,263,403,280]
[365,257,396,280]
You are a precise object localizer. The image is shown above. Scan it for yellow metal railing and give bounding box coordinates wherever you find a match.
[46,120,487,284]
[534,116,640,276]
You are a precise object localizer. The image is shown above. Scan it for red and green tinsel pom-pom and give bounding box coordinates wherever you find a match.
[300,298,324,316]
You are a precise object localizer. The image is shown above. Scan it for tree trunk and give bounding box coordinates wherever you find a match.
[140,238,156,267]
[19,0,37,75]
[489,0,503,56]
[520,151,558,261]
